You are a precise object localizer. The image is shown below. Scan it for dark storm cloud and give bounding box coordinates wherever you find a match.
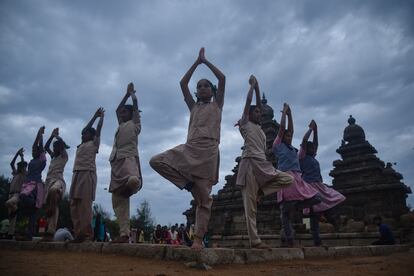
[1,0,413,224]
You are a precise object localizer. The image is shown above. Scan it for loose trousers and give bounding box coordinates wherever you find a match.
[45,181,64,234]
[150,156,213,238]
[112,193,130,237]
[240,165,293,246]
[70,198,93,239]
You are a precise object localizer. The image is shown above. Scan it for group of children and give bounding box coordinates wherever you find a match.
[235,75,345,248]
[6,85,139,244]
[5,47,345,249]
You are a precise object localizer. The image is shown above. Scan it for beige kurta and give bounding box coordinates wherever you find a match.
[45,152,68,200]
[9,173,26,194]
[70,136,100,200]
[236,121,290,188]
[72,137,100,172]
[70,136,100,240]
[44,152,68,234]
[6,173,25,210]
[236,120,293,246]
[158,101,222,184]
[109,112,142,193]
[6,173,26,215]
[240,121,267,160]
[149,100,222,239]
[109,112,140,161]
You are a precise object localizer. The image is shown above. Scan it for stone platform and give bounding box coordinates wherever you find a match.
[0,240,410,266]
[211,232,384,248]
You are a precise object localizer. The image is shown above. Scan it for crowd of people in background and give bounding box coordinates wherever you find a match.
[151,223,194,247]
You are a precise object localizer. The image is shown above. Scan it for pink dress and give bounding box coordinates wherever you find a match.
[273,136,318,203]
[299,145,346,213]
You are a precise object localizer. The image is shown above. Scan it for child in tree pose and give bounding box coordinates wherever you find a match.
[150,48,225,250]
[109,82,142,243]
[69,108,104,243]
[236,75,293,249]
[5,148,27,238]
[299,120,346,242]
[19,126,47,240]
[40,128,69,242]
[272,104,320,247]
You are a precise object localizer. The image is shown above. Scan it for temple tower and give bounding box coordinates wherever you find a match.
[330,115,411,224]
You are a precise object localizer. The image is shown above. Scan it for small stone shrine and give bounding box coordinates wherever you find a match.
[330,115,412,225]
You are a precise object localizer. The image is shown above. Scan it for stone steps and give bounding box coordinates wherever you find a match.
[0,240,410,265]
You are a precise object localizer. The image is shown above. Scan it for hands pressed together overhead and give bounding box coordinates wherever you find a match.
[197,47,207,64]
[127,82,136,95]
[95,107,105,118]
[309,119,317,130]
[249,75,257,87]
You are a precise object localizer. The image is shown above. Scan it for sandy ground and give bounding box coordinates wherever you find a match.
[0,248,414,276]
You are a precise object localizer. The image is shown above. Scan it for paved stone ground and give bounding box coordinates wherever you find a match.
[0,240,410,265]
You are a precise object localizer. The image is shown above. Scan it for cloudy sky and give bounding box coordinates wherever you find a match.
[1,0,413,225]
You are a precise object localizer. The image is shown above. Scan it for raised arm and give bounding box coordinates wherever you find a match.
[311,120,318,153]
[129,86,140,124]
[274,104,289,148]
[180,53,200,110]
[254,77,261,109]
[241,76,256,124]
[10,148,23,174]
[286,104,293,135]
[116,83,134,124]
[33,126,45,153]
[302,123,313,146]
[199,48,226,108]
[45,128,59,158]
[277,104,289,138]
[83,110,99,132]
[95,107,105,137]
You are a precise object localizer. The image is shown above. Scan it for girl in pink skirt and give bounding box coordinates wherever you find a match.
[272,104,321,246]
[299,120,346,232]
[19,126,47,240]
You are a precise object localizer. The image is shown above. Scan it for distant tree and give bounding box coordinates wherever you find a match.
[0,175,11,220]
[131,199,155,241]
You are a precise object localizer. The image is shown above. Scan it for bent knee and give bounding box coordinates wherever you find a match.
[149,154,163,169]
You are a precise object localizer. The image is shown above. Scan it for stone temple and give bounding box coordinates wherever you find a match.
[184,100,412,247]
[330,115,412,226]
